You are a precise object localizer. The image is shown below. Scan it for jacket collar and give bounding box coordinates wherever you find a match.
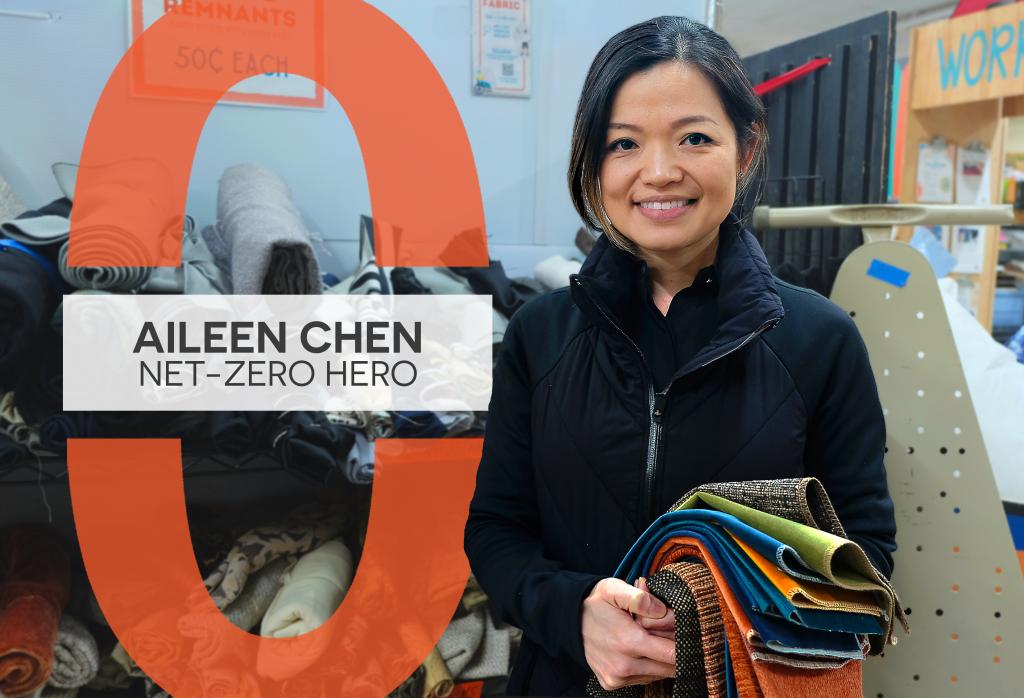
[570,212,785,372]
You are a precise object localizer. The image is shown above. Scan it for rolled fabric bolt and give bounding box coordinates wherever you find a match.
[57,236,152,291]
[210,163,320,294]
[256,540,355,680]
[421,647,454,698]
[47,615,99,689]
[0,525,71,697]
[533,255,581,290]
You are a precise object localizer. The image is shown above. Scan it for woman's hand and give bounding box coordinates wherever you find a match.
[581,577,676,691]
[634,577,676,639]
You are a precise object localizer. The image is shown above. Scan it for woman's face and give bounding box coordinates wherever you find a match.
[599,61,743,256]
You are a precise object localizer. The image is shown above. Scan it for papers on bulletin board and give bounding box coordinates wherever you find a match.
[956,145,990,204]
[952,225,986,274]
[127,0,324,109]
[472,0,530,98]
[916,141,955,203]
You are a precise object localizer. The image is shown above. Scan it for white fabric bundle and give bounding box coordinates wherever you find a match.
[534,255,581,290]
[256,540,354,680]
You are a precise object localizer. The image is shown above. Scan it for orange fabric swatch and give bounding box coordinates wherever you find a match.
[727,532,883,616]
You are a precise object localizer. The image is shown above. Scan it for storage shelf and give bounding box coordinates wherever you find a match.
[0,450,285,486]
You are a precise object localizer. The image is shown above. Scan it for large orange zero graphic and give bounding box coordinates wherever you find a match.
[67,1,488,695]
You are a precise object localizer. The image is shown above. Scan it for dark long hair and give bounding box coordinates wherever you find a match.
[568,16,767,253]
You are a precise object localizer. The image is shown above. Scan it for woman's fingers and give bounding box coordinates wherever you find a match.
[607,577,667,619]
[632,629,676,667]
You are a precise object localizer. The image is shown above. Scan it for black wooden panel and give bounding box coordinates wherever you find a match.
[740,12,896,294]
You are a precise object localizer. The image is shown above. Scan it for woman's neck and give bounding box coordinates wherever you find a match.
[643,227,720,315]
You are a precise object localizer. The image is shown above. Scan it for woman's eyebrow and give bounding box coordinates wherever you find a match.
[607,115,719,131]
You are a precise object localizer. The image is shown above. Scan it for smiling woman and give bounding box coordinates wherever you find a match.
[466,14,898,698]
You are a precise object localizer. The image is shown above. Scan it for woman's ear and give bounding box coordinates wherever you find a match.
[738,122,761,179]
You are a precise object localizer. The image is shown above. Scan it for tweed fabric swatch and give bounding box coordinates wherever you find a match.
[587,561,723,698]
[672,479,845,538]
[655,561,723,698]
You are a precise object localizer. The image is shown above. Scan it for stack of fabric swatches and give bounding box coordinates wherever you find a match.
[588,478,910,698]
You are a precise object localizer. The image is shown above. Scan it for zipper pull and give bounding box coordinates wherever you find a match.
[652,392,668,423]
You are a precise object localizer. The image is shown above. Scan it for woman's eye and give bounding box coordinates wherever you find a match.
[609,138,637,152]
[684,133,711,146]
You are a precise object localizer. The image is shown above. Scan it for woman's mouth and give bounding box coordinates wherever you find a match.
[636,199,697,221]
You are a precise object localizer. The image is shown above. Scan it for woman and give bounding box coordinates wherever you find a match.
[464,16,897,697]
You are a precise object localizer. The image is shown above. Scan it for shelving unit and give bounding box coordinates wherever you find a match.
[897,4,1024,332]
[0,450,287,486]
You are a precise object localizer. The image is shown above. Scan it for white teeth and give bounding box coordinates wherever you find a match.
[639,200,688,210]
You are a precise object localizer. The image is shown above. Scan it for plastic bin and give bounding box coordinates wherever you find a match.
[993,286,1024,329]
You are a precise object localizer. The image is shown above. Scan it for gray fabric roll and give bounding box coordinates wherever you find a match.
[436,607,511,681]
[48,614,100,689]
[185,225,231,294]
[58,238,152,291]
[207,163,320,294]
[41,687,78,698]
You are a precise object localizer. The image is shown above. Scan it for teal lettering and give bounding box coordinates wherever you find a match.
[938,35,966,89]
[989,23,1013,81]
[964,30,988,86]
[1016,20,1024,78]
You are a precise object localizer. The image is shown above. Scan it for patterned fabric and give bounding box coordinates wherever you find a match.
[328,216,390,295]
[200,503,344,610]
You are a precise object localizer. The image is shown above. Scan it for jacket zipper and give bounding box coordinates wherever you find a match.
[572,278,659,527]
[573,277,782,523]
[645,315,782,520]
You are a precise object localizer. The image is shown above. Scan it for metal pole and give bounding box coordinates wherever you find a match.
[753,203,1013,229]
[705,0,720,30]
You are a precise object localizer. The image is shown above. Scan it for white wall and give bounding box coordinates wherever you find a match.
[0,0,704,277]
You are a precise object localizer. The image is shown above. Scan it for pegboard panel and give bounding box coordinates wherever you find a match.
[831,241,1024,697]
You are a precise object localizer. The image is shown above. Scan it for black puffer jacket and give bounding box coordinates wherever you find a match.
[464,213,897,696]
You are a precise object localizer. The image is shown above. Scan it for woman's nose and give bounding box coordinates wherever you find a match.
[639,146,684,187]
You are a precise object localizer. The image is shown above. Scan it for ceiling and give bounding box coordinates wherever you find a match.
[717,0,958,59]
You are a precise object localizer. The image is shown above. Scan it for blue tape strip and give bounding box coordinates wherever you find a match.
[0,238,63,289]
[866,259,910,288]
[1007,513,1024,551]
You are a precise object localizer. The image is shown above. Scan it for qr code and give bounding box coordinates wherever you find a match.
[501,62,514,77]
